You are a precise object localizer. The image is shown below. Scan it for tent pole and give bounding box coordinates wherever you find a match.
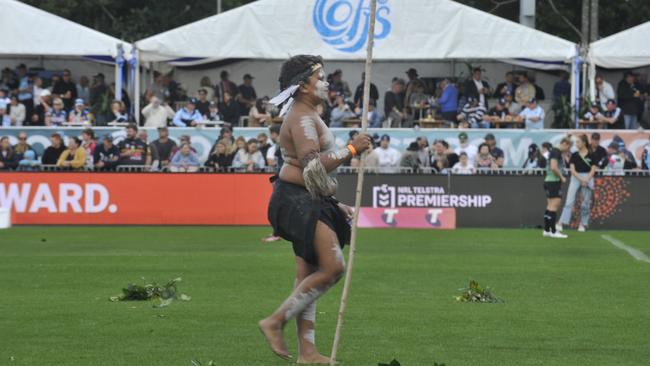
[587,58,596,103]
[570,52,577,129]
[134,48,141,125]
[114,45,120,101]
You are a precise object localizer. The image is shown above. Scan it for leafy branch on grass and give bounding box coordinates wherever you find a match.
[455,280,502,303]
[109,277,191,308]
[191,359,215,366]
[379,359,445,366]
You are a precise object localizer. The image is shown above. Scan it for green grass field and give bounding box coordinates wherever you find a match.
[1,227,649,366]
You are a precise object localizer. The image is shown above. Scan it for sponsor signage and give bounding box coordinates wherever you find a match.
[358,207,456,229]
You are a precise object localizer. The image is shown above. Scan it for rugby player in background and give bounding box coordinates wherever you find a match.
[543,137,571,238]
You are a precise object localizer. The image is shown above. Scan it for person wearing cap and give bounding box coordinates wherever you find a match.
[464,67,492,108]
[484,133,504,167]
[207,101,222,122]
[353,72,379,107]
[515,72,536,106]
[589,132,608,169]
[454,132,478,166]
[403,68,422,108]
[616,71,643,129]
[68,98,91,125]
[52,69,77,111]
[459,96,488,129]
[142,96,175,128]
[518,97,545,129]
[583,101,603,125]
[595,74,615,111]
[93,135,120,171]
[89,72,109,125]
[484,97,510,127]
[373,134,401,172]
[6,95,24,126]
[216,70,238,103]
[173,98,202,127]
[328,69,351,98]
[601,99,624,129]
[237,74,257,116]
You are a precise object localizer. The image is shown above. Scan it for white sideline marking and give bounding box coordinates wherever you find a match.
[601,235,650,264]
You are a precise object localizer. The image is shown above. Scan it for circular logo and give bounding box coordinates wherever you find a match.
[313,0,392,53]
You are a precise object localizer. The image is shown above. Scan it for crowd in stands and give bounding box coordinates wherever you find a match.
[2,64,649,130]
[1,124,648,175]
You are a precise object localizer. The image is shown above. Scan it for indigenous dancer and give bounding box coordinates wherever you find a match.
[259,55,371,364]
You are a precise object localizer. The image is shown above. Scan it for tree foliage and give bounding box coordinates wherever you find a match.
[20,0,650,43]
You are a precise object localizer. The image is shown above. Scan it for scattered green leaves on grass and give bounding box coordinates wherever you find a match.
[109,277,191,308]
[191,359,215,366]
[455,280,502,303]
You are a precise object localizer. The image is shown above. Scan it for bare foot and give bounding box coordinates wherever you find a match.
[258,318,292,360]
[297,352,333,365]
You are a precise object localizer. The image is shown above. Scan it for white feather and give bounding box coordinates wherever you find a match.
[269,84,299,106]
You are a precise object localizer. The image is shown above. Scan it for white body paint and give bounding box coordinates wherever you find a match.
[284,288,324,321]
[302,301,317,323]
[332,243,345,267]
[300,117,319,141]
[303,329,316,345]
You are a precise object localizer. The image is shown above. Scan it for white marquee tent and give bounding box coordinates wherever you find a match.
[136,0,576,63]
[589,21,650,69]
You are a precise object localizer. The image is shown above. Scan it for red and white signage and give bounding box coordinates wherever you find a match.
[357,207,456,229]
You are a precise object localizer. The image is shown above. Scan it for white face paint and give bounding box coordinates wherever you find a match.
[315,69,329,100]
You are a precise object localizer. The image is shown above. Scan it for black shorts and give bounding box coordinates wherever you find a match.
[268,179,350,266]
[543,181,562,199]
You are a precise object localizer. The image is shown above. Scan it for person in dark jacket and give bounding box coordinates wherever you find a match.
[0,136,18,170]
[93,135,120,171]
[463,67,492,108]
[204,140,233,171]
[617,71,643,129]
[41,133,66,165]
[218,91,240,126]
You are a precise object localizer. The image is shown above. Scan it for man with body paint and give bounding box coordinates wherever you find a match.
[260,55,371,364]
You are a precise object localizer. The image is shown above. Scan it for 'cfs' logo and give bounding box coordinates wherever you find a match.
[312,0,391,53]
[372,184,396,208]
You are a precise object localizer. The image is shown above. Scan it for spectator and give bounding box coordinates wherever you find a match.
[601,99,624,129]
[198,76,215,101]
[15,64,33,118]
[431,139,459,168]
[151,127,177,168]
[483,97,510,127]
[0,136,18,170]
[13,132,34,160]
[353,72,379,107]
[408,80,429,120]
[484,133,504,167]
[67,98,91,125]
[522,143,546,169]
[451,152,475,175]
[475,143,497,170]
[458,97,488,129]
[89,73,109,125]
[118,124,147,166]
[50,74,61,92]
[32,76,45,107]
[583,101,603,123]
[266,125,282,170]
[366,100,381,128]
[454,132,477,166]
[81,128,96,168]
[464,67,492,108]
[330,94,357,127]
[322,88,338,126]
[558,134,597,232]
[595,74,615,111]
[169,143,200,172]
[399,141,421,171]
[495,72,517,99]
[0,101,10,127]
[195,89,211,117]
[41,133,66,165]
[403,68,422,108]
[328,69,351,97]
[257,133,271,161]
[504,91,521,115]
[604,142,625,176]
[373,134,401,172]
[47,98,67,127]
[540,141,553,161]
[76,75,90,103]
[237,74,257,116]
[145,72,170,101]
[142,96,174,128]
[617,71,643,129]
[642,136,650,171]
[8,95,25,126]
[204,141,233,171]
[219,91,240,126]
[219,126,235,146]
[138,130,159,169]
[432,156,450,174]
[0,88,9,105]
[215,70,238,103]
[161,74,182,104]
[207,101,222,122]
[529,75,546,101]
[17,150,40,171]
[109,100,128,123]
[93,135,120,171]
[515,72,535,106]
[173,98,202,127]
[552,71,571,103]
[249,97,272,127]
[589,132,608,169]
[52,69,77,111]
[30,89,51,126]
[232,138,265,172]
[415,136,430,168]
[57,137,86,170]
[518,98,545,129]
[384,79,406,127]
[437,78,459,123]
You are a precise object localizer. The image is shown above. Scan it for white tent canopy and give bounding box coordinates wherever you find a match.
[589,21,650,68]
[136,0,576,63]
[0,0,131,58]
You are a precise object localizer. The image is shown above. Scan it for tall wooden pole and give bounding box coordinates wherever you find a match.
[329,1,377,365]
